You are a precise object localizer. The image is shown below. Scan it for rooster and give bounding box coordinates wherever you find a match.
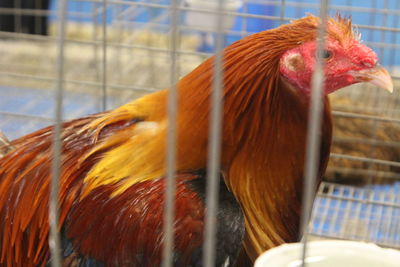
[0,15,393,266]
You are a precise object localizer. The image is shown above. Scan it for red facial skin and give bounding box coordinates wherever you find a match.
[279,38,378,95]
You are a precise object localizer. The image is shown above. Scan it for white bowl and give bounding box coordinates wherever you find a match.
[254,240,400,267]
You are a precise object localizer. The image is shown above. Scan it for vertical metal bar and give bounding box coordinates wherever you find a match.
[35,0,41,34]
[361,0,377,109]
[316,184,332,236]
[280,0,286,25]
[162,0,179,266]
[363,191,376,242]
[345,0,353,16]
[76,0,84,38]
[300,0,329,266]
[339,187,355,238]
[374,192,385,243]
[93,3,100,111]
[368,0,377,42]
[345,0,359,101]
[112,3,122,83]
[385,192,396,245]
[349,189,366,239]
[49,0,67,266]
[327,186,345,237]
[102,0,108,111]
[241,0,248,38]
[379,0,388,85]
[389,1,400,74]
[203,0,225,266]
[15,0,22,33]
[147,0,161,89]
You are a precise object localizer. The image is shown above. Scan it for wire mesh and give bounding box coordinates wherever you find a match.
[0,0,399,265]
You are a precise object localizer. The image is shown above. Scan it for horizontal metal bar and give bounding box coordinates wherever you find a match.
[390,74,400,80]
[0,7,94,19]
[333,136,400,149]
[0,30,54,41]
[316,189,400,209]
[117,20,256,37]
[330,153,400,168]
[326,166,400,180]
[333,105,400,117]
[0,7,51,16]
[332,111,400,124]
[0,71,158,93]
[357,24,400,33]
[365,41,400,50]
[0,111,51,122]
[0,30,213,57]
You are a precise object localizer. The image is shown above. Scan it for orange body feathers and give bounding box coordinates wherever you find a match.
[0,15,392,266]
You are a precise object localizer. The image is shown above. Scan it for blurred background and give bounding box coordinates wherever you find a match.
[0,0,399,249]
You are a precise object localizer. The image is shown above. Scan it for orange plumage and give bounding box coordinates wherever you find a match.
[0,15,392,266]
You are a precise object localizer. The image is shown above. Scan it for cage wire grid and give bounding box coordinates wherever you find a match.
[0,0,400,265]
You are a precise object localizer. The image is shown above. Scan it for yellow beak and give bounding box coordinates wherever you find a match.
[350,65,394,93]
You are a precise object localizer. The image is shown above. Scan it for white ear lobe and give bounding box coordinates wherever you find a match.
[284,53,304,72]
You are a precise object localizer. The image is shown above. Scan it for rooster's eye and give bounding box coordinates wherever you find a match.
[320,50,333,60]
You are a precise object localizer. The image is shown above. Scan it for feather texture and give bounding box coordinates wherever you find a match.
[175,16,334,259]
[0,114,139,266]
[0,15,363,265]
